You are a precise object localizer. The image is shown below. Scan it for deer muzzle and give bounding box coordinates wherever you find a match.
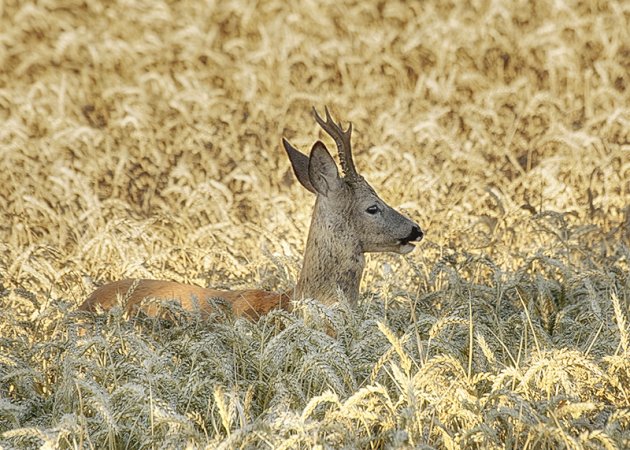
[399,225,424,254]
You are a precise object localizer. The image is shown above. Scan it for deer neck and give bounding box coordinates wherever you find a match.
[295,198,364,306]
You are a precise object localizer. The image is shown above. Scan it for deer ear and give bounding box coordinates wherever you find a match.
[283,138,316,194]
[308,141,343,196]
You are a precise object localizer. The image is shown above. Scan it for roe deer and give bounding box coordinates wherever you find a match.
[79,107,423,320]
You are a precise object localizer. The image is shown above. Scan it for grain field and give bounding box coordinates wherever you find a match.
[1,0,629,448]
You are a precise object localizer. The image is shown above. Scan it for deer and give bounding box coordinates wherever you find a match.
[79,107,424,321]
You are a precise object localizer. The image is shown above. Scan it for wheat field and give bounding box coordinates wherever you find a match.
[1,0,629,448]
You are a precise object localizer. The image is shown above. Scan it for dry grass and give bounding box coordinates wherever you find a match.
[1,0,629,448]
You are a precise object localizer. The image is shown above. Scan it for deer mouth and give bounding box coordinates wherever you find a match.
[398,226,424,254]
[397,240,419,255]
[398,243,416,254]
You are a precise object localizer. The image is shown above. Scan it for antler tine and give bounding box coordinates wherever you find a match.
[312,106,358,179]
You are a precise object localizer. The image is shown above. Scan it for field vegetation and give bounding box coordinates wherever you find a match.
[1,0,629,448]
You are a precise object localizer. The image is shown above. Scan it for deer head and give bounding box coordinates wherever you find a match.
[282,107,423,305]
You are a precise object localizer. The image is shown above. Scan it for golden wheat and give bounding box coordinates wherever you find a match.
[1,0,629,448]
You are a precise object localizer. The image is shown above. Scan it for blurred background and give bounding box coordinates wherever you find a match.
[1,0,627,300]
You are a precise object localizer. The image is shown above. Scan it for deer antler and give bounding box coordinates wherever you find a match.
[312,106,358,180]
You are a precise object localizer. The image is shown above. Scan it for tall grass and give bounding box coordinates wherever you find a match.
[1,0,628,448]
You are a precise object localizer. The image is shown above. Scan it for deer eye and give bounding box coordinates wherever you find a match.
[366,205,379,215]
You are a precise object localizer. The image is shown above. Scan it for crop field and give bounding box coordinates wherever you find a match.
[1,0,629,448]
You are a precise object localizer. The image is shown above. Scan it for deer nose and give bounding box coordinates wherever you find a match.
[409,225,424,242]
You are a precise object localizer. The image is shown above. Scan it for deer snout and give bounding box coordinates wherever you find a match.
[397,224,424,255]
[408,225,424,243]
[396,224,424,255]
[400,224,423,245]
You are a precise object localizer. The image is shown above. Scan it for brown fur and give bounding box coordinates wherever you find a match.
[80,279,292,321]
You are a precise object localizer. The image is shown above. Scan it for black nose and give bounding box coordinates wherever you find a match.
[408,225,424,242]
